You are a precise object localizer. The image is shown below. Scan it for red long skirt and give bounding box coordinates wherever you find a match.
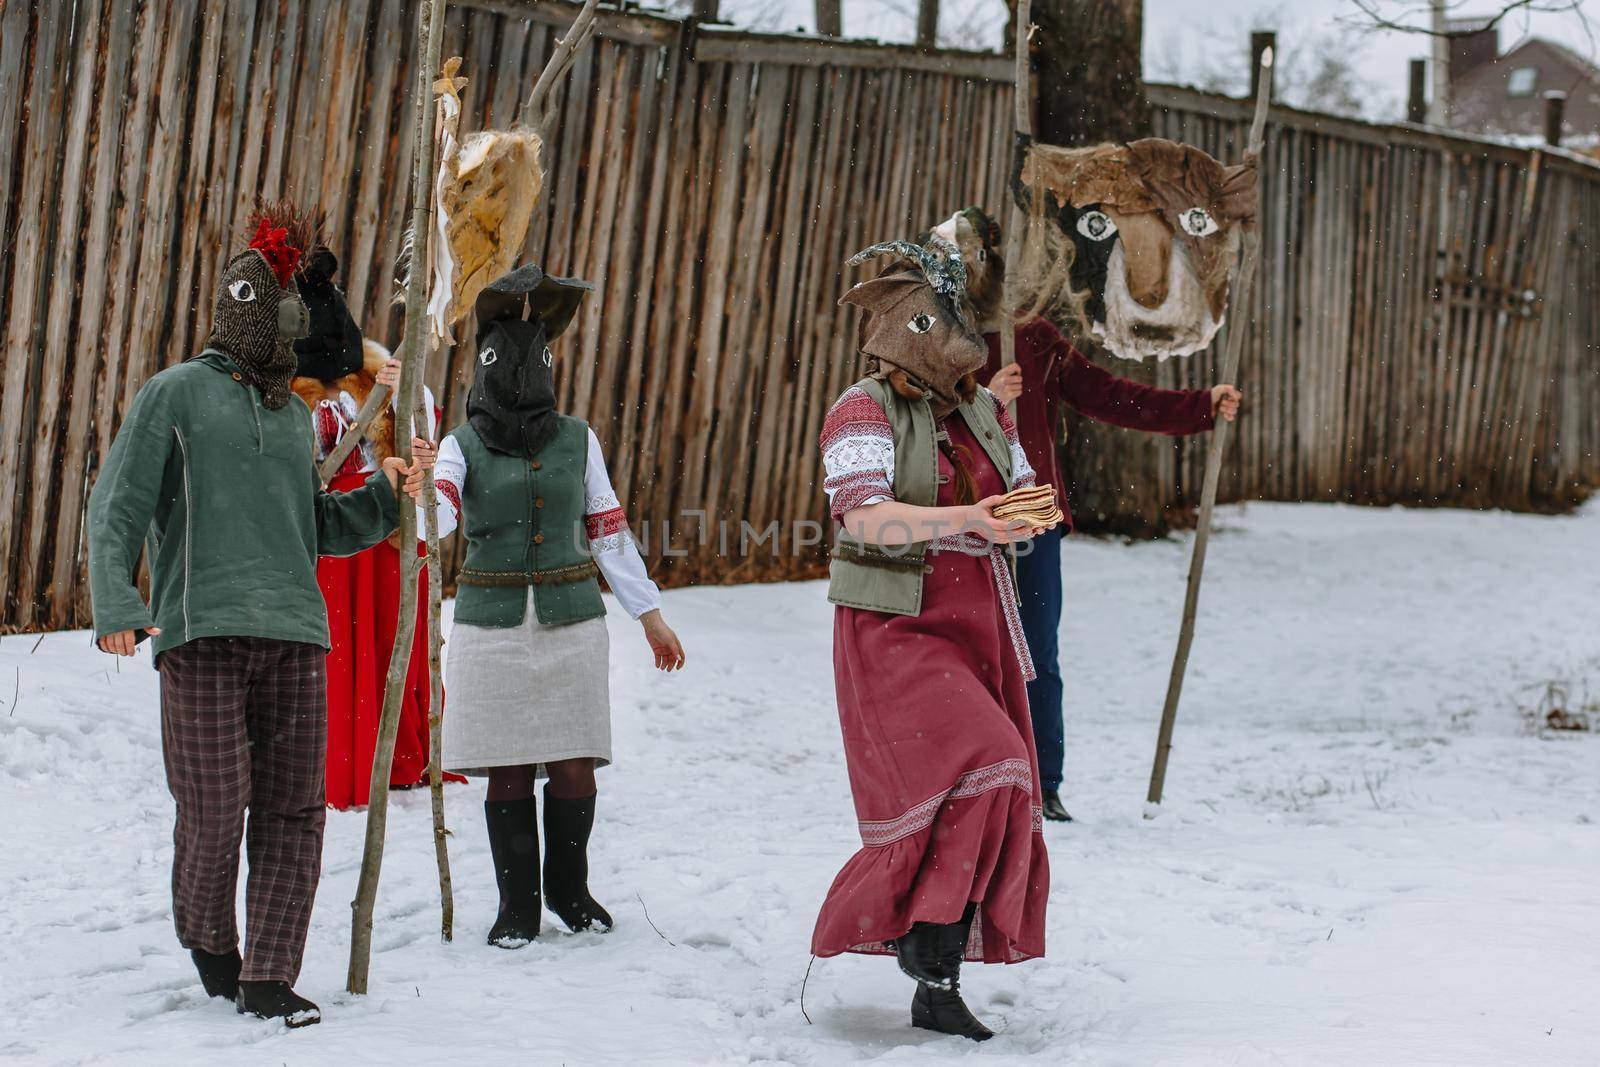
[812,418,1049,964]
[319,471,435,810]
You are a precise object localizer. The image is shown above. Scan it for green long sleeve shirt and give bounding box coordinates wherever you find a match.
[88,349,400,661]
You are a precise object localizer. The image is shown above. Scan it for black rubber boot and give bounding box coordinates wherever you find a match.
[236,980,321,1028]
[190,947,242,1000]
[541,789,613,933]
[484,799,541,948]
[912,982,994,1041]
[1042,790,1073,823]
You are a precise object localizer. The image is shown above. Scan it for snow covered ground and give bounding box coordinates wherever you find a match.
[2,502,1597,1065]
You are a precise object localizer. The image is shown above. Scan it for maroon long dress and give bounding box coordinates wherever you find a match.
[813,398,1050,965]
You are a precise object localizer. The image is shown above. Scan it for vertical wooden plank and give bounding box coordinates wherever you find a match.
[0,2,72,618]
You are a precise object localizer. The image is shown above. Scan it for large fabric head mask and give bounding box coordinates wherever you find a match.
[207,213,309,409]
[466,262,592,459]
[1018,137,1257,361]
[840,239,989,419]
[293,247,364,382]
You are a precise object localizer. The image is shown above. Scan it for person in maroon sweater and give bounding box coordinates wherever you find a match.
[984,316,1241,821]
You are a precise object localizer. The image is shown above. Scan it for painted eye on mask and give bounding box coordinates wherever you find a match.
[227,279,256,303]
[478,347,498,366]
[1178,207,1219,237]
[1076,210,1117,242]
[541,346,553,368]
[907,313,934,334]
[975,247,987,263]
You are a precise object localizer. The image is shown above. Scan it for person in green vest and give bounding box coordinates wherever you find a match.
[430,263,686,950]
[88,207,434,1028]
[810,239,1055,1042]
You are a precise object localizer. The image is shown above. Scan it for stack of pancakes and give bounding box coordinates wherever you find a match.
[992,485,1064,529]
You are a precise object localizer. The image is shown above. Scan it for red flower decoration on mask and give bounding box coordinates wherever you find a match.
[248,217,303,289]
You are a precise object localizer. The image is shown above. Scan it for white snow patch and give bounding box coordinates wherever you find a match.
[2,502,1598,1063]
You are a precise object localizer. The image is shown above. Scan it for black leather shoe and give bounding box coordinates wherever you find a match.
[236,980,321,1028]
[912,982,994,1041]
[542,789,614,933]
[484,799,542,948]
[1041,790,1073,822]
[190,947,242,1000]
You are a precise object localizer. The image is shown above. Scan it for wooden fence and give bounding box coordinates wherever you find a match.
[1,0,1596,633]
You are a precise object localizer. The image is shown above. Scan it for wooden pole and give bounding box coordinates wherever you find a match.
[347,0,447,996]
[1407,58,1427,124]
[915,0,939,49]
[1248,31,1274,103]
[998,0,1032,418]
[1145,46,1273,811]
[816,0,841,38]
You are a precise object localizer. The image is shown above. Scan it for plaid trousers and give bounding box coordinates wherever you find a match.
[158,636,327,984]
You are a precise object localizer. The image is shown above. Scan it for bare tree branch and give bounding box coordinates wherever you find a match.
[1340,0,1586,38]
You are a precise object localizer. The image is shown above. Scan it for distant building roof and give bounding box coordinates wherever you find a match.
[1449,33,1600,145]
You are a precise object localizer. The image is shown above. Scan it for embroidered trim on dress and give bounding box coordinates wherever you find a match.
[988,548,1036,682]
[857,757,1033,848]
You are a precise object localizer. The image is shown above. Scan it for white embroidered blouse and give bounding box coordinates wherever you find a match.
[432,428,662,620]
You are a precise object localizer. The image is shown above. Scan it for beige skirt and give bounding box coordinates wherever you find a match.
[443,589,611,777]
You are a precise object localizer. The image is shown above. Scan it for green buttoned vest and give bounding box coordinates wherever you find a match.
[826,376,1014,618]
[449,417,606,628]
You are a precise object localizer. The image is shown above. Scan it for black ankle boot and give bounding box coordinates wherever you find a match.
[912,982,994,1041]
[484,798,541,948]
[1042,790,1073,822]
[236,980,321,1028]
[542,788,613,933]
[190,947,242,1000]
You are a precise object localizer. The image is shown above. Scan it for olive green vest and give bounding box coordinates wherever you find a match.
[449,418,606,628]
[826,377,1014,617]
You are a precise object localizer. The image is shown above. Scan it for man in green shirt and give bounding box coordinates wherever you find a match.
[88,210,433,1028]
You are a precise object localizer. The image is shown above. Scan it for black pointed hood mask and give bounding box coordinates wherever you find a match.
[292,248,364,382]
[466,263,592,459]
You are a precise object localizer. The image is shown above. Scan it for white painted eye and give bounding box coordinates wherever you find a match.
[975,247,987,263]
[1076,210,1117,242]
[478,346,497,366]
[906,313,934,334]
[1179,207,1219,237]
[541,346,553,368]
[227,279,256,302]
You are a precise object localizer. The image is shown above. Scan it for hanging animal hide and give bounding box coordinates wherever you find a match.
[1016,136,1258,361]
[413,57,546,341]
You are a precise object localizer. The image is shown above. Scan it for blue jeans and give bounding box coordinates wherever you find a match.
[1014,527,1064,792]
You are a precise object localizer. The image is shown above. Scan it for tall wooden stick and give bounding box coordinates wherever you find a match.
[998,0,1032,421]
[347,0,447,996]
[1145,47,1273,811]
[413,66,459,945]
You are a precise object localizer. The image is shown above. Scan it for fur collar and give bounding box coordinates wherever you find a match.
[292,339,396,462]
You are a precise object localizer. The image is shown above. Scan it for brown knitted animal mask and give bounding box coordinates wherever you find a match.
[839,264,988,420]
[1018,137,1257,361]
[207,225,308,410]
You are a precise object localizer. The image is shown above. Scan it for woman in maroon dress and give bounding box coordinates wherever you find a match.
[812,240,1053,1041]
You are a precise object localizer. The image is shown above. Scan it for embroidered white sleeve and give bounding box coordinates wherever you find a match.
[429,433,466,540]
[820,385,896,518]
[584,428,660,620]
[984,386,1037,490]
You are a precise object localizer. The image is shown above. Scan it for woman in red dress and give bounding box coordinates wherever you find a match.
[293,298,443,809]
[812,240,1053,1041]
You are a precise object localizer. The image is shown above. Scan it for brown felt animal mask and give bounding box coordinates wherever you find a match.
[1018,137,1257,361]
[839,240,988,419]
